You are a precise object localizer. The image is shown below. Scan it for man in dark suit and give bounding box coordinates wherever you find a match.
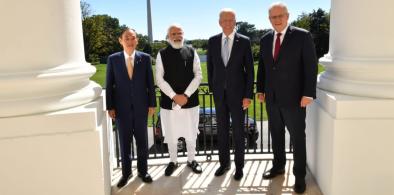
[207,8,254,181]
[106,28,156,188]
[256,2,318,193]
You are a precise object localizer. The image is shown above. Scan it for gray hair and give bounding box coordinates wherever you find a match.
[166,23,183,39]
[268,2,289,14]
[219,8,236,19]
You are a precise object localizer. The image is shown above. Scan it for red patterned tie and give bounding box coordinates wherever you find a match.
[273,33,282,61]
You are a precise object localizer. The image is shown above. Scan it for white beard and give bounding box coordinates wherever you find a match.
[168,39,184,49]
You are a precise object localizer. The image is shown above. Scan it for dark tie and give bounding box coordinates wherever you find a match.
[273,33,282,61]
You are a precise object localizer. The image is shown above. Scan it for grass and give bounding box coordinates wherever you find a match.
[90,64,106,87]
[91,62,325,122]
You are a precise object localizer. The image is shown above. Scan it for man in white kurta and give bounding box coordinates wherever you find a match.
[156,24,203,176]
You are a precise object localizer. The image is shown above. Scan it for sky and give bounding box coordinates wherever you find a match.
[84,0,330,40]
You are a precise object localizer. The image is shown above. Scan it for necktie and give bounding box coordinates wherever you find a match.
[273,33,282,61]
[126,56,133,79]
[222,36,230,66]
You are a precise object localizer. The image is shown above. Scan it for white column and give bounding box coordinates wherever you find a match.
[0,0,101,117]
[319,0,394,98]
[0,1,111,195]
[308,0,394,195]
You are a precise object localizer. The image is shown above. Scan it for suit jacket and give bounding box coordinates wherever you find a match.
[105,51,156,118]
[257,26,318,107]
[207,32,254,102]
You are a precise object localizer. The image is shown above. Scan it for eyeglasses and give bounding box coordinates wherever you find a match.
[171,32,183,36]
[269,14,287,20]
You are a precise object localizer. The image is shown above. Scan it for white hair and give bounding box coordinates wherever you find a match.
[166,23,183,39]
[269,2,289,14]
[166,23,184,49]
[219,8,236,19]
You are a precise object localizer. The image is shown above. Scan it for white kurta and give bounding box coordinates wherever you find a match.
[155,47,203,144]
[160,106,200,143]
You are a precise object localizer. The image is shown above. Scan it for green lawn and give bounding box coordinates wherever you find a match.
[90,64,106,87]
[91,62,325,121]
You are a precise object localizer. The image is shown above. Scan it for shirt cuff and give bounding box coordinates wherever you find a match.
[169,91,176,100]
[184,90,191,98]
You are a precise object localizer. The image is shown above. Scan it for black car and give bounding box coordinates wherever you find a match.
[154,107,259,151]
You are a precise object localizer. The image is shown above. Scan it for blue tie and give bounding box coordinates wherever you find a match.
[222,36,229,66]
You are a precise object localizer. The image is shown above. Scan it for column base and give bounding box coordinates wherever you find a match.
[318,55,394,98]
[0,95,111,195]
[306,88,394,195]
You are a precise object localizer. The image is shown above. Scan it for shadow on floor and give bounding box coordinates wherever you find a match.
[111,158,322,195]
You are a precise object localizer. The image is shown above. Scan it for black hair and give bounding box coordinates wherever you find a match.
[118,27,137,39]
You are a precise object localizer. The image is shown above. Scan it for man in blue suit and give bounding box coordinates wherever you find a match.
[207,8,254,181]
[105,28,156,188]
[257,2,318,193]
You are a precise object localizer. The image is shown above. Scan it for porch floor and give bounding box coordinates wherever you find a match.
[111,154,323,195]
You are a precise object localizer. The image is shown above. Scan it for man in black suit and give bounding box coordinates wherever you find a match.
[106,28,156,188]
[256,2,318,193]
[207,8,254,181]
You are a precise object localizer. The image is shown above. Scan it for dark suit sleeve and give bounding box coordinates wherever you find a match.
[302,32,318,98]
[256,38,265,93]
[243,38,254,99]
[105,56,115,110]
[146,56,157,107]
[207,38,213,93]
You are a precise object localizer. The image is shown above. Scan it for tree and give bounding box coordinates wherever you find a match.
[236,22,271,44]
[83,15,124,64]
[189,39,208,50]
[236,21,259,43]
[136,33,152,54]
[80,1,92,21]
[309,9,330,58]
[150,41,168,61]
[292,8,330,58]
[292,13,310,30]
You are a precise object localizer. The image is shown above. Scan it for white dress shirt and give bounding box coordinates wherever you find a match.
[222,30,236,61]
[272,25,289,56]
[123,50,136,68]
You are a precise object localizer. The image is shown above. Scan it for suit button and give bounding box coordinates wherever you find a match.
[273,67,276,70]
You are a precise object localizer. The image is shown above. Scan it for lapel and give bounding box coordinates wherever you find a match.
[216,33,225,67]
[134,51,141,70]
[227,33,240,67]
[118,52,130,79]
[132,51,143,80]
[267,30,275,63]
[276,26,294,63]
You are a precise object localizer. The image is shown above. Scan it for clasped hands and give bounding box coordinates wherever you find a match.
[173,94,188,106]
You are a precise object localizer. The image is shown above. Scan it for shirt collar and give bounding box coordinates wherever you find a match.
[123,50,136,59]
[222,30,235,40]
[275,25,289,36]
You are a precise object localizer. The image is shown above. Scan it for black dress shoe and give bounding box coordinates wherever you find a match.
[233,169,243,181]
[165,162,178,176]
[214,165,230,176]
[187,160,202,174]
[117,174,132,188]
[294,178,306,193]
[262,168,285,179]
[138,173,153,183]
